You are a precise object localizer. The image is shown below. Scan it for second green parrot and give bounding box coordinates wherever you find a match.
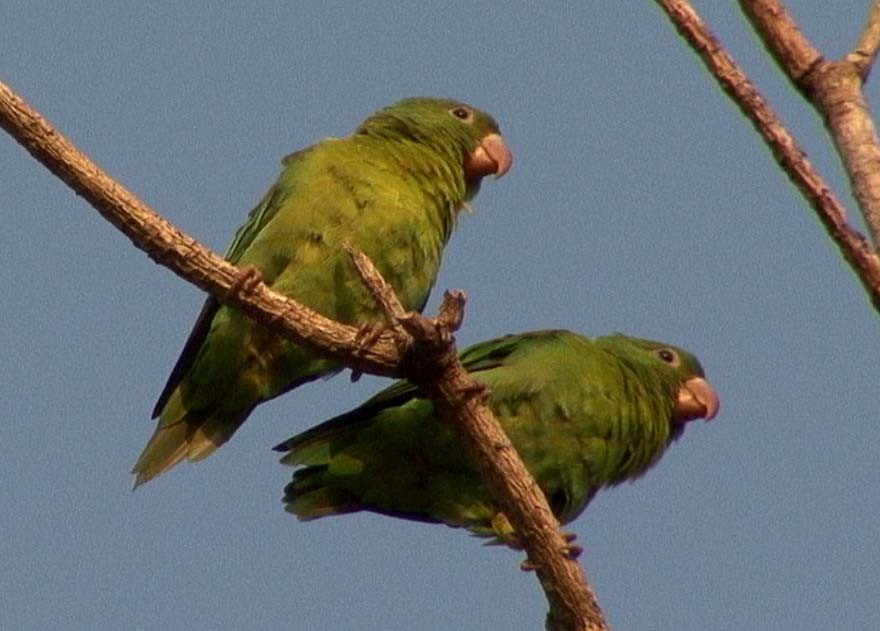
[133,97,512,487]
[275,330,719,543]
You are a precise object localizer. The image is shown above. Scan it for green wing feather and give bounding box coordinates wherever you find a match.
[224,155,304,265]
[272,330,558,459]
[151,152,305,418]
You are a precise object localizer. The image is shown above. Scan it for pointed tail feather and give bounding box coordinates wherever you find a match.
[132,414,246,488]
[132,421,200,489]
[282,467,364,520]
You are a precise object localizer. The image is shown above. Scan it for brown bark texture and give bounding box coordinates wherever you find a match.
[740,0,880,252]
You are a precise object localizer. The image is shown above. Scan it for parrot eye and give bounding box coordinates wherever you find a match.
[655,348,680,366]
[450,106,473,122]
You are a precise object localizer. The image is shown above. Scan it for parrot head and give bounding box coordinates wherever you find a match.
[356,97,513,188]
[600,334,720,428]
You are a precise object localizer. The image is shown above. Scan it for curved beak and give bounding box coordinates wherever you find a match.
[673,376,720,423]
[464,133,513,180]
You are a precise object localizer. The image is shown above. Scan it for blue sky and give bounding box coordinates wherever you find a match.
[2,2,878,630]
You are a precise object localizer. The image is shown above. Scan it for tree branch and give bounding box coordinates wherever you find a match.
[738,0,822,83]
[850,0,880,80]
[654,0,880,313]
[0,78,609,630]
[740,0,880,251]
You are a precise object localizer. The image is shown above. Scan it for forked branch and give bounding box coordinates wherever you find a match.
[739,0,880,251]
[655,0,880,313]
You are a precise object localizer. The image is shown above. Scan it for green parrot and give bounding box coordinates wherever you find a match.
[133,97,513,487]
[274,330,719,543]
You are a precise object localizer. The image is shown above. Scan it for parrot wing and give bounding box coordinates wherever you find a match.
[150,152,311,418]
[272,331,558,456]
[223,149,309,264]
[151,296,220,418]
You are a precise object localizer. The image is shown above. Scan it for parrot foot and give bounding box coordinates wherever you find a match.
[349,322,389,381]
[225,264,263,299]
[506,528,582,571]
[558,531,583,559]
[460,380,492,403]
[519,542,583,572]
[520,559,538,572]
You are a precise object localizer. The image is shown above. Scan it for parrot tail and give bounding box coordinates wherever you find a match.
[282,467,364,520]
[131,408,250,489]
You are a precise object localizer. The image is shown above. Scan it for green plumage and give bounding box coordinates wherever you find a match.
[275,330,719,542]
[133,98,512,486]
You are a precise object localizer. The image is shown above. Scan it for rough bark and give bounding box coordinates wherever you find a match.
[740,0,880,251]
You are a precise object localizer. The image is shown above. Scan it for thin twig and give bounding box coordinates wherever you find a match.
[434,289,467,332]
[849,0,880,80]
[1,77,609,631]
[655,0,880,312]
[343,244,408,322]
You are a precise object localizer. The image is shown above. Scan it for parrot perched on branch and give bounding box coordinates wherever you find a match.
[274,330,719,544]
[133,97,513,487]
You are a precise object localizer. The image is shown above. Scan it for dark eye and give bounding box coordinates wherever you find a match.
[450,106,472,121]
[655,348,680,366]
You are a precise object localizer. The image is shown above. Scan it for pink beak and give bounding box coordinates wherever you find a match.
[464,133,513,179]
[673,376,720,423]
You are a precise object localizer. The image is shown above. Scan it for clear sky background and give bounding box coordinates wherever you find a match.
[2,3,878,630]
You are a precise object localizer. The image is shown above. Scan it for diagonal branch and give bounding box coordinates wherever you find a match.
[740,0,880,250]
[654,0,880,313]
[0,78,609,631]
